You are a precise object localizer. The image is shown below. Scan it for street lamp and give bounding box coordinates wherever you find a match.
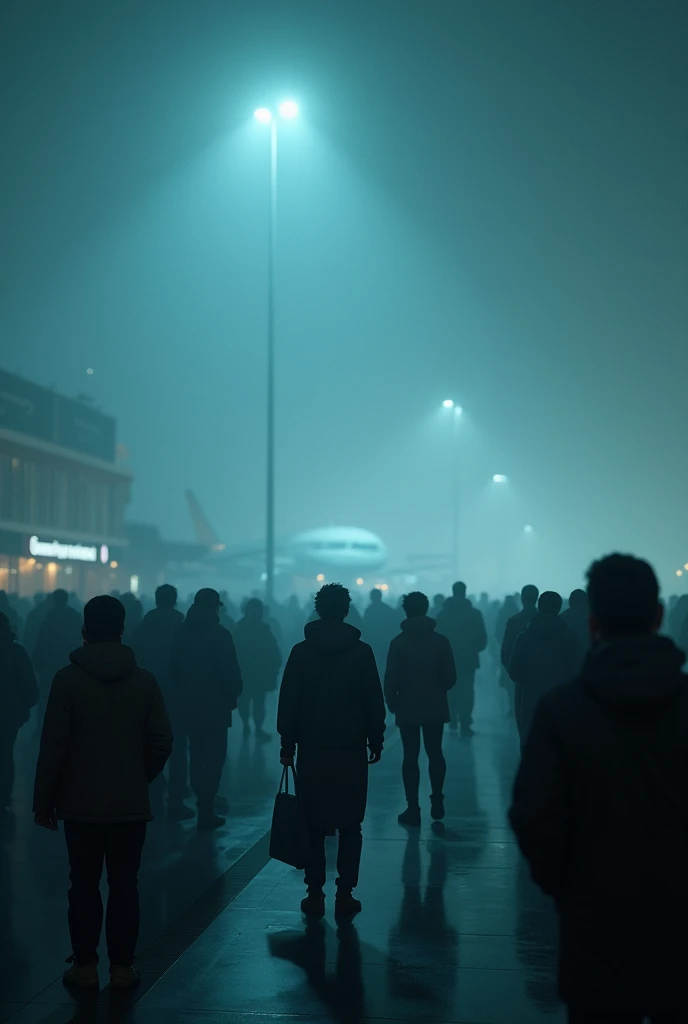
[441,400,463,580]
[492,474,508,484]
[254,99,299,604]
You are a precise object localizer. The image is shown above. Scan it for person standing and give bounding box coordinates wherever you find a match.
[436,582,487,736]
[278,583,385,917]
[384,592,456,826]
[33,596,172,991]
[34,590,83,722]
[169,588,242,828]
[561,589,591,652]
[0,612,38,819]
[510,554,688,1023]
[363,587,400,673]
[234,598,281,740]
[500,584,539,672]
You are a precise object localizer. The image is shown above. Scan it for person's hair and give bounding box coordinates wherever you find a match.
[586,553,659,637]
[403,591,429,617]
[315,583,351,621]
[369,588,382,602]
[568,588,587,610]
[521,584,539,607]
[245,597,264,618]
[83,595,125,643]
[194,588,221,610]
[538,591,563,615]
[452,581,467,599]
[156,584,178,608]
[53,589,69,606]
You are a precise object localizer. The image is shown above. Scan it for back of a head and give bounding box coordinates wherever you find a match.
[403,591,429,618]
[538,591,563,616]
[452,581,467,599]
[84,595,125,643]
[586,553,659,637]
[53,588,69,607]
[245,597,264,620]
[156,584,178,609]
[194,587,221,612]
[369,588,382,604]
[569,588,587,611]
[521,584,539,608]
[315,583,351,622]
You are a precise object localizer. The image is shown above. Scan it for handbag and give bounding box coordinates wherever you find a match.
[269,765,310,869]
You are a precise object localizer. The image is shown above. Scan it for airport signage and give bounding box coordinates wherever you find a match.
[29,535,110,564]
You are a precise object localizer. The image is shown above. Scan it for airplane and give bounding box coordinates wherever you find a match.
[185,490,389,580]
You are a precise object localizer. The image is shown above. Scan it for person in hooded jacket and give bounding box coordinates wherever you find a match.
[510,554,688,1023]
[33,595,172,993]
[34,590,83,722]
[0,612,38,817]
[384,591,456,827]
[168,588,242,829]
[561,589,591,652]
[234,598,281,740]
[508,591,582,746]
[436,581,487,736]
[278,583,385,918]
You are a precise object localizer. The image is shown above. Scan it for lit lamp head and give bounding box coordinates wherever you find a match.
[254,107,273,124]
[278,99,299,119]
[493,474,508,484]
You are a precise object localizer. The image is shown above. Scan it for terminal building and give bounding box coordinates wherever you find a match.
[0,369,131,599]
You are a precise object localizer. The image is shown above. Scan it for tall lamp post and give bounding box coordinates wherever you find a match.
[442,400,463,581]
[254,100,299,604]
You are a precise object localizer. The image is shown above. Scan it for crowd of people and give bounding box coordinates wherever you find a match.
[1,556,688,1019]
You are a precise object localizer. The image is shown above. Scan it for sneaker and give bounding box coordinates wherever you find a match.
[109,965,141,990]
[167,802,195,822]
[198,810,226,830]
[335,891,362,916]
[301,890,325,916]
[398,806,421,827]
[430,794,445,821]
[63,959,99,990]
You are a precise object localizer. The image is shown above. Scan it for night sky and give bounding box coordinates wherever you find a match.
[1,0,687,594]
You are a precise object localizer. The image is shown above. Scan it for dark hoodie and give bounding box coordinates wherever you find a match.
[510,635,688,1014]
[508,613,582,742]
[384,616,456,726]
[169,605,242,727]
[33,643,172,822]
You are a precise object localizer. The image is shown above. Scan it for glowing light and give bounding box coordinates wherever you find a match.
[492,474,508,484]
[129,575,140,594]
[442,399,454,409]
[677,570,684,577]
[316,573,325,582]
[380,583,389,592]
[279,99,299,119]
[86,367,94,375]
[454,405,463,416]
[524,525,533,534]
[254,107,273,124]
[684,563,688,571]
[46,562,58,575]
[110,560,119,569]
[356,578,364,586]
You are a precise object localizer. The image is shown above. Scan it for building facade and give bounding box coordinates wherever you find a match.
[0,370,131,599]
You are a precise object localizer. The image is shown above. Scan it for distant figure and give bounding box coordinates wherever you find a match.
[496,595,519,712]
[384,592,456,827]
[169,588,242,828]
[120,593,143,648]
[510,554,688,1023]
[508,591,581,746]
[431,594,445,619]
[363,588,400,673]
[500,585,539,672]
[132,585,184,697]
[667,593,688,643]
[234,598,281,740]
[0,612,38,817]
[218,591,238,635]
[23,592,49,658]
[0,591,21,639]
[33,596,172,991]
[561,589,590,651]
[436,582,487,736]
[34,590,83,719]
[278,584,385,917]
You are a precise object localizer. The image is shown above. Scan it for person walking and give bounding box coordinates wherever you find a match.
[363,587,400,674]
[0,612,38,819]
[510,554,688,1023]
[234,598,281,740]
[169,588,242,828]
[436,582,487,736]
[33,595,172,991]
[34,590,83,723]
[278,583,385,917]
[384,592,456,827]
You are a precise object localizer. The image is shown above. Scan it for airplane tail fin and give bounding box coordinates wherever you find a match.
[185,490,223,549]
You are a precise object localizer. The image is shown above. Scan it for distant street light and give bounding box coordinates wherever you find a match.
[254,100,300,604]
[677,570,684,578]
[493,474,508,484]
[524,524,534,534]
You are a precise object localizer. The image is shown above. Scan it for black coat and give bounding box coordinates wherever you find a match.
[277,620,385,830]
[500,606,536,669]
[436,597,487,674]
[509,635,688,1015]
[234,617,281,694]
[132,607,184,693]
[508,614,582,742]
[169,606,243,728]
[0,636,39,729]
[384,616,456,726]
[363,600,401,670]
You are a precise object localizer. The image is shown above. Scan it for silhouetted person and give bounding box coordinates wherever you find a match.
[132,585,183,698]
[500,584,539,672]
[508,591,581,746]
[278,583,385,917]
[363,588,399,673]
[436,581,487,736]
[34,590,83,722]
[234,598,281,740]
[0,592,21,640]
[0,612,38,818]
[23,592,48,658]
[120,592,143,647]
[384,592,456,826]
[431,593,445,619]
[510,554,688,1024]
[169,588,242,829]
[667,593,688,644]
[561,589,590,651]
[33,595,172,991]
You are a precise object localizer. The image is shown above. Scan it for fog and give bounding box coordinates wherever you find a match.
[2,0,687,595]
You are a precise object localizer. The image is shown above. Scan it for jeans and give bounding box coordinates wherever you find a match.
[449,672,476,727]
[188,726,228,810]
[64,821,147,967]
[399,724,446,807]
[0,724,20,808]
[237,692,266,730]
[305,823,363,892]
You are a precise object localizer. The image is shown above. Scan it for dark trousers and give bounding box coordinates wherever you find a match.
[568,1013,683,1023]
[64,821,147,967]
[237,692,266,729]
[0,725,20,808]
[449,672,476,727]
[399,724,446,807]
[305,823,363,892]
[188,726,227,810]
